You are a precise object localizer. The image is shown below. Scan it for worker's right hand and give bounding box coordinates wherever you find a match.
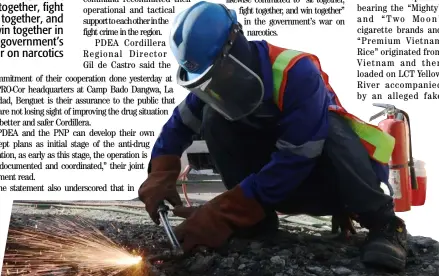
[138,155,183,225]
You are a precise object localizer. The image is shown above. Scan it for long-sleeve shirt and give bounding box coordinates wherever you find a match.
[151,40,389,204]
[151,92,205,158]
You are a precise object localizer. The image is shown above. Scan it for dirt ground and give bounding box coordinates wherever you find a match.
[3,200,439,276]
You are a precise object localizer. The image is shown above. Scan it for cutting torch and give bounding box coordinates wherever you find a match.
[157,201,183,255]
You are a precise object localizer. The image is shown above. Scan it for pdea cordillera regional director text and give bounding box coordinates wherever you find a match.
[83,39,167,68]
[83,49,167,69]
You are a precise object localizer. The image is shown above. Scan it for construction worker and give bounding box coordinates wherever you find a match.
[138,1,408,271]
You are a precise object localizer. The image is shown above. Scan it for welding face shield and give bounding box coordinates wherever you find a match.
[176,14,264,121]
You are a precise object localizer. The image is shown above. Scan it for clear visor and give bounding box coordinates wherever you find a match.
[177,55,264,121]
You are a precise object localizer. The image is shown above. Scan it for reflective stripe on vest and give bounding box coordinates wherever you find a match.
[267,43,395,164]
[276,139,324,159]
[178,100,201,134]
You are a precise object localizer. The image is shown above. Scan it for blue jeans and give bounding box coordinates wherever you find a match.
[201,106,394,220]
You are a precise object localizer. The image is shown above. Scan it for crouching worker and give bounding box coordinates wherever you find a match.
[138,1,407,271]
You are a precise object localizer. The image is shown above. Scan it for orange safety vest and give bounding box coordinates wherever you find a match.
[267,43,395,164]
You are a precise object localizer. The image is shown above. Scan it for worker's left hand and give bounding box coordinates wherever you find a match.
[172,205,233,252]
[172,206,198,219]
[171,185,266,253]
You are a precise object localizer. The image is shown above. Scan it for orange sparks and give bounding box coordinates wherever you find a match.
[2,217,143,275]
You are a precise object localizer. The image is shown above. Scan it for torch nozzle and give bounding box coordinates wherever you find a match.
[157,202,182,252]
